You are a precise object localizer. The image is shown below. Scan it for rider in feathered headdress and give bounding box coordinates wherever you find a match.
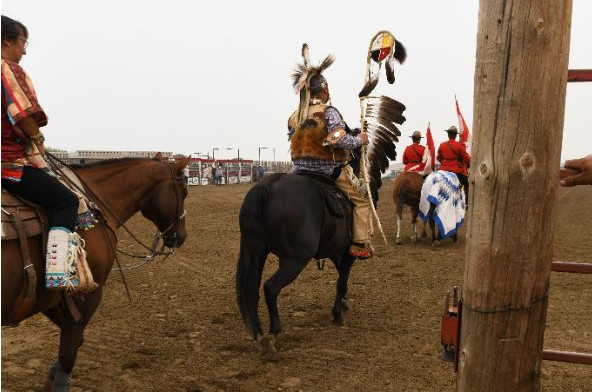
[288,44,374,259]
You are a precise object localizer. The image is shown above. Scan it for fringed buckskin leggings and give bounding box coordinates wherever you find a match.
[334,165,373,244]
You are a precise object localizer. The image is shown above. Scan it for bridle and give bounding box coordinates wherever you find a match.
[45,153,187,267]
[135,163,187,264]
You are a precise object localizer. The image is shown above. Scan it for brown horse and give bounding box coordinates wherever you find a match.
[1,156,189,392]
[392,171,427,244]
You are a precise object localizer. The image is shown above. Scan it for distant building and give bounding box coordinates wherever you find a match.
[53,150,173,165]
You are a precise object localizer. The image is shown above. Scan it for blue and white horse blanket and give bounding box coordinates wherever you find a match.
[418,171,466,239]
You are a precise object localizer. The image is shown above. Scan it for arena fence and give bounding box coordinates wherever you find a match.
[187,158,292,186]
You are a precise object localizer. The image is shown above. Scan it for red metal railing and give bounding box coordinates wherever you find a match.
[542,261,592,365]
[567,69,592,82]
[542,71,592,366]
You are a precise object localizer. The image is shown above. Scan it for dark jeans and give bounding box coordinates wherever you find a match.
[456,173,469,203]
[2,166,78,231]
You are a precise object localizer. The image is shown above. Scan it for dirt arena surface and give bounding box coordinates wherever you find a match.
[2,180,591,391]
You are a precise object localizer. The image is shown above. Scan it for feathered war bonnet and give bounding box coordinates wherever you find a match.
[291,43,335,125]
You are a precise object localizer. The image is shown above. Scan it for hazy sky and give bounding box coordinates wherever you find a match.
[3,1,590,162]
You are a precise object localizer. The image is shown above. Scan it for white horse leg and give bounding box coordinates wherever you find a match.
[411,222,417,242]
[396,215,402,245]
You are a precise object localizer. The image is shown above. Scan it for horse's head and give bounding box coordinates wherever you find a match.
[140,157,190,248]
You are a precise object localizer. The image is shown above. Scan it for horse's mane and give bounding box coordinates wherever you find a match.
[68,157,159,170]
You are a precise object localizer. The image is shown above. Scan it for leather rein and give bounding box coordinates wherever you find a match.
[45,153,186,269]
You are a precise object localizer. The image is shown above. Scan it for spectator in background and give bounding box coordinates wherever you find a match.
[211,164,218,186]
[259,165,265,180]
[212,163,222,186]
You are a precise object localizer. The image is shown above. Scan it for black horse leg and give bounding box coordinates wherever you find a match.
[331,253,355,325]
[428,204,440,244]
[263,258,307,335]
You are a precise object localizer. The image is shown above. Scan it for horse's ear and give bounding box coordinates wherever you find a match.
[175,156,191,174]
[153,152,164,161]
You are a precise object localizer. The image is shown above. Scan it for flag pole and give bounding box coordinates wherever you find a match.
[359,32,388,246]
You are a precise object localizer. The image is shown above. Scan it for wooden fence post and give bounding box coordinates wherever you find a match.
[457,1,573,391]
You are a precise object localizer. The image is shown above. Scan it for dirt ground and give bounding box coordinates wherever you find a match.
[2,180,591,392]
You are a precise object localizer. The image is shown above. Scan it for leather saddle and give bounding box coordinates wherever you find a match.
[295,171,352,217]
[1,190,47,325]
[1,190,47,242]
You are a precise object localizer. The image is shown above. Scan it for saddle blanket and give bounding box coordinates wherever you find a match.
[419,171,465,239]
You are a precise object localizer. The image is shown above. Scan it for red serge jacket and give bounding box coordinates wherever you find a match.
[437,139,470,175]
[402,144,425,172]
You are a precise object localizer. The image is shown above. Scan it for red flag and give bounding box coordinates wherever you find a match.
[426,123,435,170]
[413,123,435,176]
[456,97,471,151]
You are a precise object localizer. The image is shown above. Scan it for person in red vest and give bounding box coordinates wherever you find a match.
[402,131,426,172]
[437,126,471,203]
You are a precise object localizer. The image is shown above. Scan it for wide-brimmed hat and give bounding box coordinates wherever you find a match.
[410,131,423,139]
[445,125,458,133]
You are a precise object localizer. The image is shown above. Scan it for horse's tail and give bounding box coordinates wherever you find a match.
[236,178,274,340]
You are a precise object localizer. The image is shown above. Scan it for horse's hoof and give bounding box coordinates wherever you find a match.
[259,334,277,358]
[341,298,350,311]
[396,239,402,246]
[432,240,440,247]
[333,316,344,326]
[42,377,54,392]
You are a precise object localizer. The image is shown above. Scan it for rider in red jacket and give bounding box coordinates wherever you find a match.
[402,131,425,172]
[437,126,470,203]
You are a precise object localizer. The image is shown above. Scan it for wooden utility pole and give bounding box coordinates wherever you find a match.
[457,1,572,391]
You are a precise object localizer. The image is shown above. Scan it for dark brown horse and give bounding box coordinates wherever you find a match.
[1,157,189,392]
[392,171,427,244]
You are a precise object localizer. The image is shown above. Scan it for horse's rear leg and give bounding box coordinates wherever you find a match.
[395,202,404,245]
[421,221,428,238]
[259,258,306,356]
[428,204,441,246]
[410,205,420,243]
[263,258,307,336]
[331,253,355,325]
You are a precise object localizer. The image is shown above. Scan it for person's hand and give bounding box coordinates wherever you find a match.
[358,132,369,145]
[560,155,592,187]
